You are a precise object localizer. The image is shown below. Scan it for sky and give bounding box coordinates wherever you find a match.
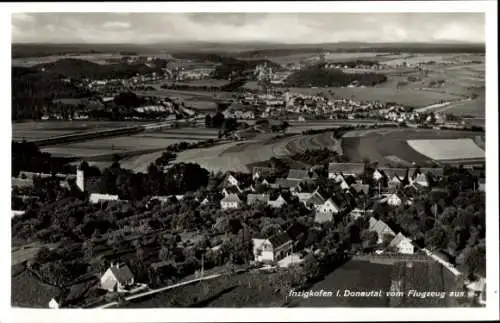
[11,12,485,44]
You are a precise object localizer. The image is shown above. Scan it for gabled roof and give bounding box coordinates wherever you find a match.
[389,232,411,247]
[324,198,341,210]
[328,163,365,175]
[223,185,242,195]
[247,194,270,205]
[308,192,326,206]
[268,232,292,248]
[350,183,370,195]
[275,178,302,188]
[252,167,275,177]
[109,264,134,285]
[380,168,408,179]
[287,169,311,181]
[369,217,395,237]
[221,193,241,203]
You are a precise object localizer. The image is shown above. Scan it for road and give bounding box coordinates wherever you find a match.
[97,273,222,309]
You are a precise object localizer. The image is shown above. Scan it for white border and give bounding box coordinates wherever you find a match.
[1,2,498,323]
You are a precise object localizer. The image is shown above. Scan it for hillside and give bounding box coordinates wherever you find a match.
[34,58,164,80]
[12,66,95,121]
[284,65,387,87]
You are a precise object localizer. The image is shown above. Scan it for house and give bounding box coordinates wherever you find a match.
[307,192,326,209]
[387,176,404,189]
[380,193,402,206]
[350,182,370,195]
[412,173,429,187]
[89,193,119,204]
[292,192,314,206]
[220,194,242,210]
[316,198,341,215]
[349,208,366,220]
[48,297,61,309]
[222,185,242,196]
[252,167,274,180]
[328,163,365,178]
[465,277,486,305]
[287,169,314,181]
[314,209,334,223]
[252,232,293,263]
[372,169,384,181]
[100,263,135,293]
[368,217,396,244]
[267,195,287,208]
[389,233,414,254]
[275,178,302,190]
[221,173,240,187]
[247,194,270,206]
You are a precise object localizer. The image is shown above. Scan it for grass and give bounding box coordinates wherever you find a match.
[122,271,288,308]
[12,267,61,308]
[406,139,485,161]
[342,128,485,167]
[12,121,148,141]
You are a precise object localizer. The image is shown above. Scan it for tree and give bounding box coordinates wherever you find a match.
[204,114,212,128]
[463,244,486,277]
[212,112,225,128]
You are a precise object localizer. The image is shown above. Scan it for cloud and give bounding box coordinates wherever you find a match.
[11,13,485,44]
[103,21,131,29]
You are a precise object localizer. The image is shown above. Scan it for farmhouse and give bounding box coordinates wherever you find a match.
[222,185,242,196]
[368,217,396,244]
[328,163,365,178]
[389,233,414,254]
[287,169,315,181]
[307,192,326,209]
[275,178,302,190]
[221,173,240,187]
[252,232,293,263]
[247,193,270,206]
[316,198,341,215]
[220,194,242,210]
[350,182,370,195]
[380,193,403,206]
[100,263,135,293]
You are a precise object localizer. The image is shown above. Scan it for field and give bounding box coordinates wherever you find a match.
[11,53,124,67]
[175,131,342,173]
[295,259,463,307]
[162,79,230,88]
[406,139,485,162]
[12,121,148,141]
[123,271,288,308]
[342,128,485,167]
[12,268,61,308]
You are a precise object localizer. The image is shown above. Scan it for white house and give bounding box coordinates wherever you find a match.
[89,193,120,204]
[369,217,396,244]
[412,173,429,187]
[100,263,135,293]
[389,233,414,254]
[252,232,293,263]
[267,195,287,208]
[372,169,384,181]
[386,193,402,206]
[222,173,240,187]
[48,297,61,309]
[316,198,340,215]
[220,193,242,210]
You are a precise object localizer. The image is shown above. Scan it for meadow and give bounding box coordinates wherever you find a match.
[12,121,148,141]
[342,128,485,167]
[406,138,485,162]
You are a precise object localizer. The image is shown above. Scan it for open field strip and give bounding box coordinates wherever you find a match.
[406,138,485,161]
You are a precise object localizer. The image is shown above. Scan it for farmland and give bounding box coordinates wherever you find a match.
[12,121,149,141]
[406,139,485,162]
[11,53,125,67]
[295,259,464,307]
[12,268,61,308]
[342,128,485,167]
[175,131,342,173]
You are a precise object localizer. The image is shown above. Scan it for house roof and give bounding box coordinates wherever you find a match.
[380,168,408,179]
[287,169,311,180]
[268,232,292,248]
[11,177,34,188]
[369,217,395,237]
[328,163,365,175]
[275,178,302,188]
[223,185,242,195]
[221,193,241,203]
[315,211,334,223]
[308,192,326,206]
[252,167,275,177]
[350,183,370,194]
[389,232,411,247]
[109,264,134,285]
[247,194,270,205]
